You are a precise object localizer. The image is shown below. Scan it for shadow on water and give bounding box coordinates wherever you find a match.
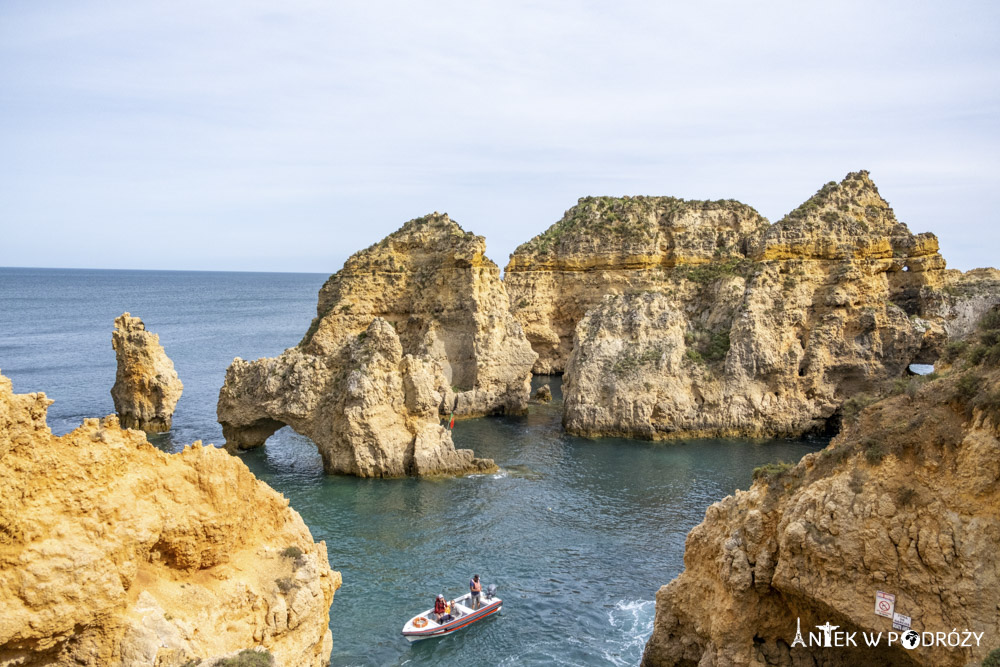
[0,270,826,667]
[236,376,823,666]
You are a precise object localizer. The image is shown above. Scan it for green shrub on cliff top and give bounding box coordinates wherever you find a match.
[841,393,878,425]
[216,650,274,667]
[979,309,1000,332]
[515,196,760,257]
[752,461,794,484]
[280,545,303,559]
[515,196,667,255]
[958,305,1000,369]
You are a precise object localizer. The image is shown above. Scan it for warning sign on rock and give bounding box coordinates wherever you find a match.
[875,591,895,618]
[892,611,911,631]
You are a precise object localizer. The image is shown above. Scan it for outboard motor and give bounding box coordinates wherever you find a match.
[485,584,497,600]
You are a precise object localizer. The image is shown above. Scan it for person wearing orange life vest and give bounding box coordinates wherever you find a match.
[469,574,482,610]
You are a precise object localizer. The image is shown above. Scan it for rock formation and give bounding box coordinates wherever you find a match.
[0,371,340,667]
[505,172,993,440]
[533,384,552,403]
[641,309,1000,667]
[218,213,534,477]
[930,268,1000,340]
[505,195,768,374]
[111,312,183,432]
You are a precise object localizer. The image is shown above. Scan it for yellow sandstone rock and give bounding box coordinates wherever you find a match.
[507,172,999,440]
[111,313,183,432]
[641,313,1000,667]
[505,195,768,374]
[0,372,339,667]
[217,213,535,477]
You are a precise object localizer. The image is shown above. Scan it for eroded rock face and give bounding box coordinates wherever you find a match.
[218,213,531,476]
[0,372,339,667]
[505,196,768,374]
[517,172,973,440]
[929,268,1000,340]
[641,338,1000,667]
[111,313,183,432]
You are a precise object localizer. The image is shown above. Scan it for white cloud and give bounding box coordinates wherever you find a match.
[1,0,998,272]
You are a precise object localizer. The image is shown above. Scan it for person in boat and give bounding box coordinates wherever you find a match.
[433,594,448,622]
[469,574,482,610]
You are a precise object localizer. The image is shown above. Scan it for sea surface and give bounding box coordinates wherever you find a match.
[0,267,825,666]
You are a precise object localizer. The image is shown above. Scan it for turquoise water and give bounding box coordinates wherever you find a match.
[0,267,824,665]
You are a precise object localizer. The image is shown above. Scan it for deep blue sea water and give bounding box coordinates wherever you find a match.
[0,267,824,666]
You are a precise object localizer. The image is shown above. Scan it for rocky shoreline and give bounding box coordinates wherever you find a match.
[217,213,534,477]
[0,371,339,666]
[640,307,1000,667]
[3,171,999,665]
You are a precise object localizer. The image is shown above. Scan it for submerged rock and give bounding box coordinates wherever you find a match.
[0,371,340,667]
[507,172,994,440]
[111,312,183,432]
[533,384,552,403]
[641,310,1000,666]
[217,213,534,477]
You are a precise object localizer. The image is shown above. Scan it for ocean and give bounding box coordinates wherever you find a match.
[0,267,823,666]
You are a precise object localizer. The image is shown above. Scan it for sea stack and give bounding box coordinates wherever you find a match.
[111,312,183,432]
[217,213,536,477]
[506,171,998,440]
[0,371,340,666]
[640,307,1000,667]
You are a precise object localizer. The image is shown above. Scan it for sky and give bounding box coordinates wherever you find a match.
[2,0,998,274]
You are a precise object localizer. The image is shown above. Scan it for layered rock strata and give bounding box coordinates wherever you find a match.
[218,213,533,476]
[641,312,1000,667]
[507,172,978,439]
[111,312,183,432]
[0,372,339,666]
[505,196,769,374]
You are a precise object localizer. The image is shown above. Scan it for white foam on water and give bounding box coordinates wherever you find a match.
[601,599,656,666]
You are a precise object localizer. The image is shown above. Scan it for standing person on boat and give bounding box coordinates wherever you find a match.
[469,574,482,610]
[433,594,448,622]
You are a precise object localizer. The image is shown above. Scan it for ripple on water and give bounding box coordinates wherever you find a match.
[0,270,826,666]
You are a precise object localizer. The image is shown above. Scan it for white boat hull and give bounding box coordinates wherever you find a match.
[402,592,502,642]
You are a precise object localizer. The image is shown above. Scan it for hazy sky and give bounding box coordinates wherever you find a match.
[2,1,998,274]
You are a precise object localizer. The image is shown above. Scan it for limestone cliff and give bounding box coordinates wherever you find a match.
[111,312,183,432]
[505,196,768,373]
[641,310,1000,666]
[0,372,340,667]
[218,213,532,476]
[510,172,981,440]
[931,268,1000,340]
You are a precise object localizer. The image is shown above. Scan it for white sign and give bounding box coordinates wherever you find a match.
[892,612,911,632]
[875,591,895,618]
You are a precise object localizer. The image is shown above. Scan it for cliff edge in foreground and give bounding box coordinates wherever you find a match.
[218,213,535,477]
[641,309,1000,667]
[0,371,339,667]
[111,312,183,432]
